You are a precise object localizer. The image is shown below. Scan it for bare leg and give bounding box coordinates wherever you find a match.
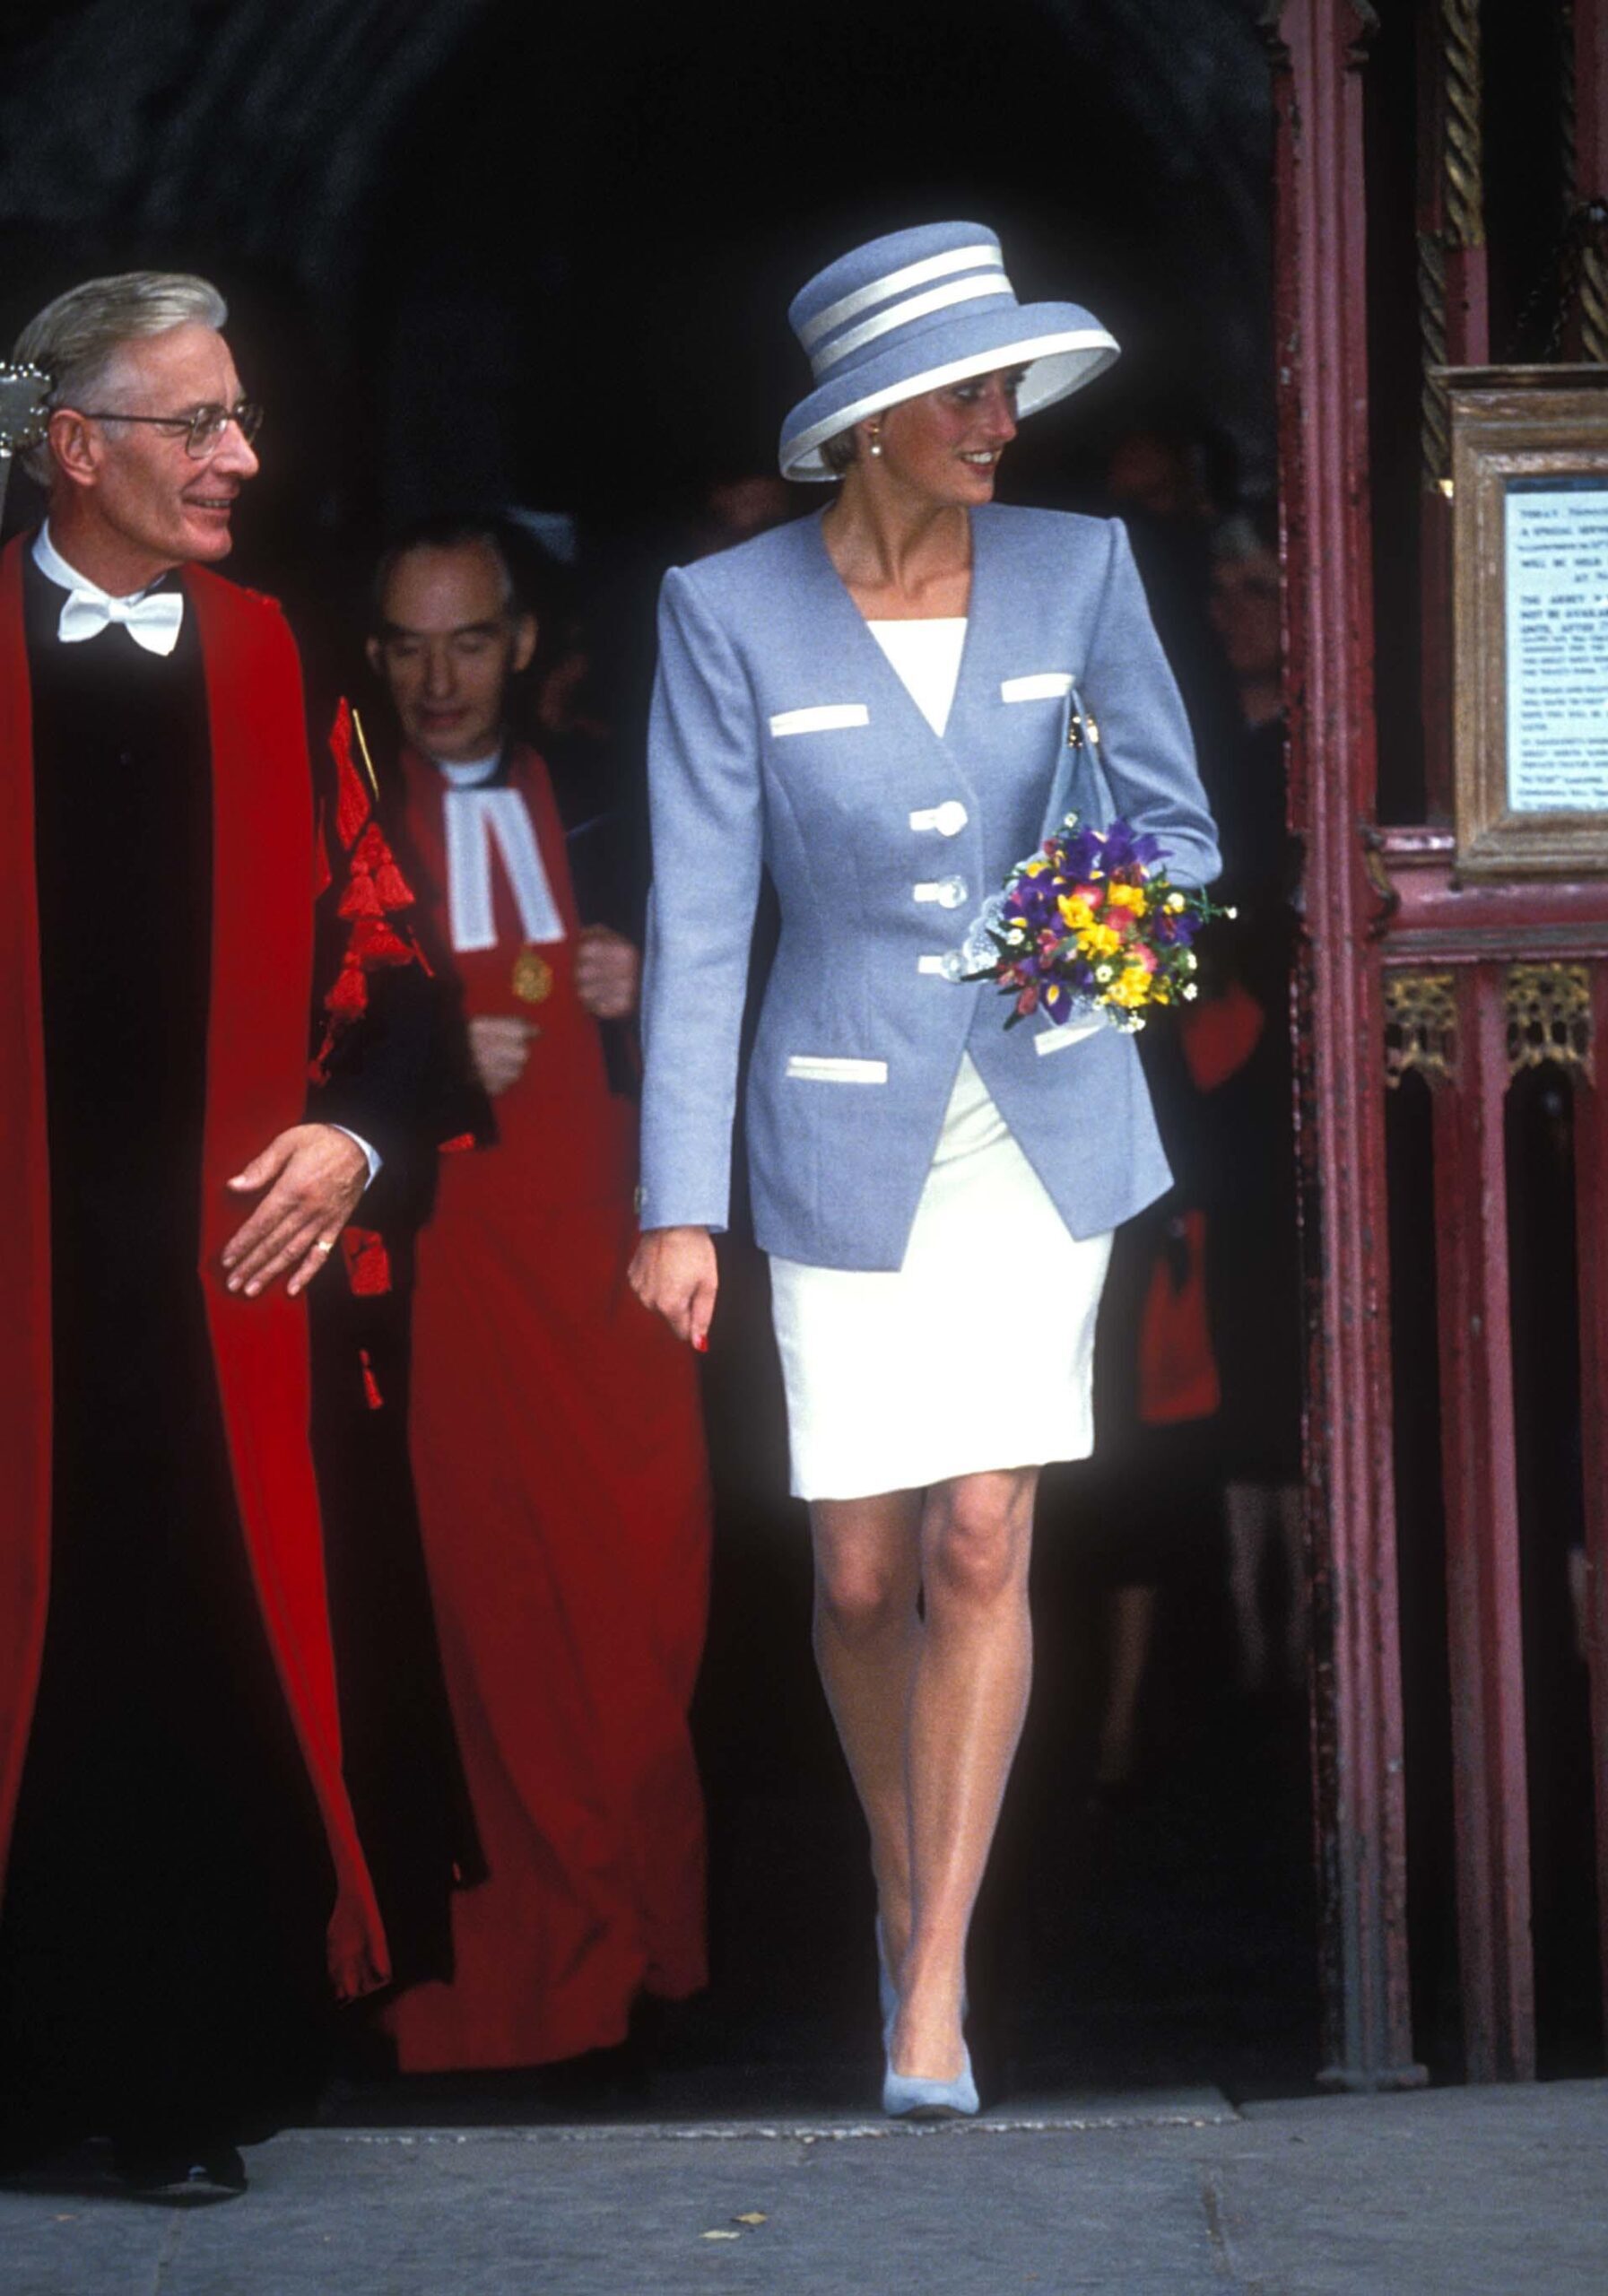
[1275,1481,1308,1682]
[810,1492,925,1982]
[892,1465,1039,2081]
[1095,1582,1156,1787]
[1224,1479,1272,1695]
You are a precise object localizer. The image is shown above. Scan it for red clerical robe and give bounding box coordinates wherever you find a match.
[0,536,387,2005]
[385,741,709,2069]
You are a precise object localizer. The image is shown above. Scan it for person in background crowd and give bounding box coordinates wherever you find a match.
[1204,509,1303,1692]
[369,516,711,2074]
[0,271,456,2196]
[685,471,796,561]
[1102,416,1245,782]
[1072,432,1248,1796]
[1073,502,1299,1791]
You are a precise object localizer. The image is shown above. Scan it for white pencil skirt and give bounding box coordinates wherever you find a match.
[769,1054,1115,1503]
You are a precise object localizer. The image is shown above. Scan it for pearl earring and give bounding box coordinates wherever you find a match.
[868,431,882,458]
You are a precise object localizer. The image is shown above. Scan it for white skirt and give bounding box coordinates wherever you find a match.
[769,1054,1115,1502]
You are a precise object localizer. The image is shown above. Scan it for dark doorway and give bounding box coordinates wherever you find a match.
[1,0,1314,2118]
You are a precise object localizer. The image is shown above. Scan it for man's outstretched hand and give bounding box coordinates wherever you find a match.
[222,1124,369,1299]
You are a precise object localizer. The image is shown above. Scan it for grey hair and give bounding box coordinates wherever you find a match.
[821,427,859,475]
[12,270,229,484]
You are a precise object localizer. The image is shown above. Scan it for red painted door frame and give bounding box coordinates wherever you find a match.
[1274,0,1608,2086]
[1269,0,1423,2092]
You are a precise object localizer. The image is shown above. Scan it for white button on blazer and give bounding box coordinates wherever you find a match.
[639,503,1221,1273]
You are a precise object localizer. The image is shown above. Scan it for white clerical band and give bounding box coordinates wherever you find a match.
[799,244,1004,352]
[810,274,1015,378]
[445,785,565,953]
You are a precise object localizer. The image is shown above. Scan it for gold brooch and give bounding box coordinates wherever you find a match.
[511,949,553,1004]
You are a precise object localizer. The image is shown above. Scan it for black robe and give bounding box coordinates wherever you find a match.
[0,557,468,2162]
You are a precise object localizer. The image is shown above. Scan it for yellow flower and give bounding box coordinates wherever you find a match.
[1165,891,1186,914]
[1079,922,1123,960]
[1107,883,1147,916]
[1109,964,1154,1009]
[1057,893,1095,933]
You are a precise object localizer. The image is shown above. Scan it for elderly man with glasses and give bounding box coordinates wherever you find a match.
[0,272,467,2194]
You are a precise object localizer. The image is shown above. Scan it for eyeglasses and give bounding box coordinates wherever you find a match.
[76,400,264,459]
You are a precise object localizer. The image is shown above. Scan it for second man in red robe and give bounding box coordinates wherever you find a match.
[368,519,711,2072]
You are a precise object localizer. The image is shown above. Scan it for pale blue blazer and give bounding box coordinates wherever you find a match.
[639,504,1221,1272]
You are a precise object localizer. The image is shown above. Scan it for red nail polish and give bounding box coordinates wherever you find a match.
[693,1333,708,1353]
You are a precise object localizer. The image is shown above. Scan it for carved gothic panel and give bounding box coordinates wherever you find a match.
[1506,959,1594,1074]
[1384,969,1458,1086]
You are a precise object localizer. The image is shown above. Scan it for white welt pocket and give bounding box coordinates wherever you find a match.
[769,703,871,737]
[1034,1013,1106,1057]
[1000,672,1075,703]
[785,1054,889,1084]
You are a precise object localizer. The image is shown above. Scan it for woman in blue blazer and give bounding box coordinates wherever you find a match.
[631,222,1220,2117]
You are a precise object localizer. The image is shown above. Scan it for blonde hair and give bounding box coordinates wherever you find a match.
[12,270,228,484]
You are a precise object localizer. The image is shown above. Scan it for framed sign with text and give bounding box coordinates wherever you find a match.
[1447,365,1608,877]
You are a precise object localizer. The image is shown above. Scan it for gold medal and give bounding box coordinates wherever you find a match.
[511,948,553,1004]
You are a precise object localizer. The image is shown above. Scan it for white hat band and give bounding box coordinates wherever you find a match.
[798,242,1005,351]
[810,274,1016,378]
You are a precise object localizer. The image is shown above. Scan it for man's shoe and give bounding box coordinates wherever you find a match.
[114,2142,248,2197]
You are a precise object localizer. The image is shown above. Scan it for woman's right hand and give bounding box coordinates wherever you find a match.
[628,1224,718,1352]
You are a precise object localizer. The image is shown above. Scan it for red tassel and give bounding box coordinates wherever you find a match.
[315,704,431,1065]
[328,961,369,1018]
[372,855,414,910]
[342,1227,393,1299]
[328,700,372,851]
[338,869,384,919]
[351,918,412,967]
[359,1347,384,1411]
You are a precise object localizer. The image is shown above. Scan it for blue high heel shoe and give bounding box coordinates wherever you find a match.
[882,2039,979,2120]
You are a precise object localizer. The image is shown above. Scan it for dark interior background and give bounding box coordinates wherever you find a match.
[0,0,1333,2112]
[0,0,1275,559]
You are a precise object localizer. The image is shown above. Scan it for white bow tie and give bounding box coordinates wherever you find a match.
[56,586,185,656]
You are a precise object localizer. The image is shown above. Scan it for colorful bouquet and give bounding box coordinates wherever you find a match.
[951,812,1231,1033]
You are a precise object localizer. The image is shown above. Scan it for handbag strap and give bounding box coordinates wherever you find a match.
[1035,676,1116,848]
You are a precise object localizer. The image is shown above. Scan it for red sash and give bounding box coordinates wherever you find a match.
[0,536,388,1999]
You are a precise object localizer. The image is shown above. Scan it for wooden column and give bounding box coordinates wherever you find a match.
[1574,964,1608,2039]
[1569,0,1608,2064]
[1417,0,1490,819]
[1270,0,1422,2091]
[1571,0,1608,364]
[1433,966,1534,2079]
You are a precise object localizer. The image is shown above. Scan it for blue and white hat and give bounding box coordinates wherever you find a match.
[778,222,1118,483]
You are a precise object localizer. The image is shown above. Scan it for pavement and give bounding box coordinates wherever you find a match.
[3,2079,1606,2294]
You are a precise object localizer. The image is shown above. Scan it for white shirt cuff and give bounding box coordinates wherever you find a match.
[328,1125,381,1186]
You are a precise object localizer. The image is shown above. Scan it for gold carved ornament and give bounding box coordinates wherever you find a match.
[1505,961,1593,1076]
[1384,970,1458,1088]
